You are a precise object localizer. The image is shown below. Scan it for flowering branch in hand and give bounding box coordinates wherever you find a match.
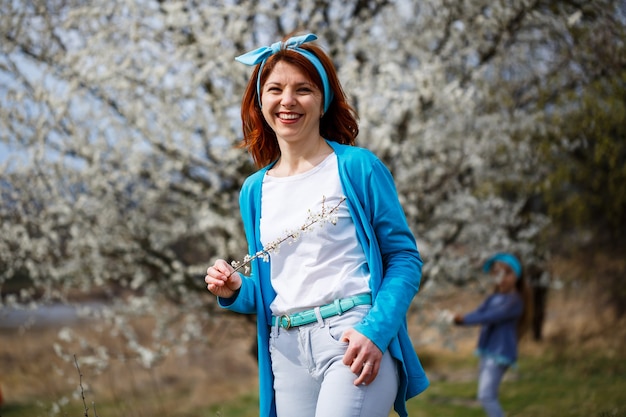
[229,195,346,277]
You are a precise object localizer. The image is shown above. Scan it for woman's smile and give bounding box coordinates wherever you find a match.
[261,61,323,144]
[277,112,302,121]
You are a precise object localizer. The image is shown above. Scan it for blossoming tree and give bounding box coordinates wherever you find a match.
[1,0,623,373]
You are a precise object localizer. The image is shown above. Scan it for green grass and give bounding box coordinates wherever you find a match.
[201,393,260,417]
[189,350,626,417]
[1,349,624,417]
[405,350,626,417]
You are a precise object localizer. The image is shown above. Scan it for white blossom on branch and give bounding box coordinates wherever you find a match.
[230,196,346,276]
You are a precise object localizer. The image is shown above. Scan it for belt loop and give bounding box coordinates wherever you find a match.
[314,307,324,327]
[272,320,279,337]
[334,298,343,315]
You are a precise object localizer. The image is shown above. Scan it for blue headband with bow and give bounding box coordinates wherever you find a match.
[235,33,334,113]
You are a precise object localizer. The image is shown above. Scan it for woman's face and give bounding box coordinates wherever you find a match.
[491,262,517,293]
[260,61,323,145]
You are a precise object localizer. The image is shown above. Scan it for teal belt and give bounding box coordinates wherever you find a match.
[271,293,372,330]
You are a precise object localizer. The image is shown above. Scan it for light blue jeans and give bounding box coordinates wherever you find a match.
[269,305,399,417]
[477,356,509,417]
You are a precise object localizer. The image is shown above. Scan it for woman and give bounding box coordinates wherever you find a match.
[205,33,428,417]
[453,252,532,417]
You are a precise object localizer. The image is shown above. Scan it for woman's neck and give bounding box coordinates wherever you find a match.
[269,137,332,177]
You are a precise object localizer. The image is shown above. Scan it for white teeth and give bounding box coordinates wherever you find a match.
[279,113,300,120]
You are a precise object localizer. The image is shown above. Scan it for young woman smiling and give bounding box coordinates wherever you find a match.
[205,33,429,417]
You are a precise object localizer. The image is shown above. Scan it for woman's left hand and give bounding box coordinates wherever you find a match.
[341,328,383,386]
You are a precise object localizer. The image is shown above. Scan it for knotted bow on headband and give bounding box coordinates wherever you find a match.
[235,33,334,113]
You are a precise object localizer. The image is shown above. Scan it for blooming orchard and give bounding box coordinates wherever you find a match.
[1,0,622,375]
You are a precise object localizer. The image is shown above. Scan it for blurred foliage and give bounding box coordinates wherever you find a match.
[527,3,626,245]
[538,66,626,244]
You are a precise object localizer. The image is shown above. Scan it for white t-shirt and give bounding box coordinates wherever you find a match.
[260,153,370,315]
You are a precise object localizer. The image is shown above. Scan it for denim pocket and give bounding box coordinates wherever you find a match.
[325,305,370,344]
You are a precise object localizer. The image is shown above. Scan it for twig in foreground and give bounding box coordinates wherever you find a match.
[229,195,346,277]
[74,354,90,417]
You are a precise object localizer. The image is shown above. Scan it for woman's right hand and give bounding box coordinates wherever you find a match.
[205,259,242,299]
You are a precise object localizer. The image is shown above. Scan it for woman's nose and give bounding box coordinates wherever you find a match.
[281,89,296,106]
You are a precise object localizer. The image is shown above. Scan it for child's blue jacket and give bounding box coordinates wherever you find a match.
[218,140,429,417]
[462,292,524,365]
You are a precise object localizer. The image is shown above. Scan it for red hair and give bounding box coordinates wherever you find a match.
[239,36,358,168]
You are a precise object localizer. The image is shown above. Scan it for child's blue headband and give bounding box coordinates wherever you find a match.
[235,33,334,113]
[483,252,522,280]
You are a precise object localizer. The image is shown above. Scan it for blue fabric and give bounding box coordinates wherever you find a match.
[235,33,334,113]
[461,292,523,365]
[270,306,399,417]
[218,140,429,417]
[477,357,508,417]
[483,252,522,279]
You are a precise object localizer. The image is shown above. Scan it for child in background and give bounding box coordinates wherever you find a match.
[453,252,532,417]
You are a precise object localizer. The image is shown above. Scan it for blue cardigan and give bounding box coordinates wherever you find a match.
[219,140,429,417]
[461,292,523,365]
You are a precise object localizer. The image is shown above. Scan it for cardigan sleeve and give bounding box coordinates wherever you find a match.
[216,172,265,315]
[348,154,423,352]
